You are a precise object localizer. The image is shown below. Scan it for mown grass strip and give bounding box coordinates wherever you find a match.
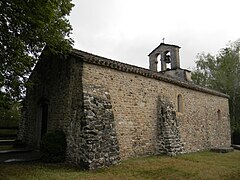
[0,151,239,179]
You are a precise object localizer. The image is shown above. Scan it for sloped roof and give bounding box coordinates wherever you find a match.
[148,43,181,56]
[71,48,228,98]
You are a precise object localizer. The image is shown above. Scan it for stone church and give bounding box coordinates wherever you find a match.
[18,43,231,169]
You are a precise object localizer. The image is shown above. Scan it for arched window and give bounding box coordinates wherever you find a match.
[177,94,183,113]
[217,109,221,120]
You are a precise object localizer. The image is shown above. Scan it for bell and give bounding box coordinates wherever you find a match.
[164,55,171,63]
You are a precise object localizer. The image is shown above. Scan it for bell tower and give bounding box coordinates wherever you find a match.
[148,42,192,82]
[148,43,180,71]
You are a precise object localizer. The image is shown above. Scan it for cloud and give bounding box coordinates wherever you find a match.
[70,0,240,70]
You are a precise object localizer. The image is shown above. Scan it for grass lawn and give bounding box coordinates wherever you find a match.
[0,150,239,179]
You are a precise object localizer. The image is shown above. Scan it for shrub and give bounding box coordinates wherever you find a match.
[40,130,67,163]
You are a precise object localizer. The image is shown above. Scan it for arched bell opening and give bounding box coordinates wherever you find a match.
[163,51,171,70]
[156,53,161,72]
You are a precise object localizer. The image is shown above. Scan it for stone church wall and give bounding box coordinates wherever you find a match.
[19,55,121,169]
[19,49,231,169]
[19,54,73,147]
[81,61,231,159]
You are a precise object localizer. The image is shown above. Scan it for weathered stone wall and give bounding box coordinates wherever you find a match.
[177,90,231,152]
[18,54,73,147]
[20,49,231,169]
[81,85,120,169]
[81,61,231,159]
[19,54,120,169]
[156,97,184,156]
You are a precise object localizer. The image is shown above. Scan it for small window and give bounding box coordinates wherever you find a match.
[217,109,221,120]
[177,94,183,113]
[156,54,161,71]
[41,103,48,139]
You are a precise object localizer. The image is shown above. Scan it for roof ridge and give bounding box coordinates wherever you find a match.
[71,49,228,98]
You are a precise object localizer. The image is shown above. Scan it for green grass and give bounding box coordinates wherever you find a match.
[0,151,239,179]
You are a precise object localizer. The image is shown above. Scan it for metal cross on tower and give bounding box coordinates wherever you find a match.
[162,37,165,43]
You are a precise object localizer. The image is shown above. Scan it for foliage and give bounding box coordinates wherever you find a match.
[0,0,74,101]
[192,39,240,133]
[40,130,67,163]
[0,99,21,127]
[0,151,240,179]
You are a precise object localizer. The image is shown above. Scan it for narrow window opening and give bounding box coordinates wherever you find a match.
[41,103,48,139]
[217,109,221,120]
[156,54,161,71]
[177,94,183,113]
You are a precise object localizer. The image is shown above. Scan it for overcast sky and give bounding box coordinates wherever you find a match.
[69,0,240,70]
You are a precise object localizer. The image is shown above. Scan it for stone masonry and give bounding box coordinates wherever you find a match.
[18,44,232,169]
[156,97,184,156]
[81,54,231,158]
[80,85,120,169]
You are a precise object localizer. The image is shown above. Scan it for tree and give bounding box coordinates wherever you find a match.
[0,99,21,127]
[0,0,74,101]
[192,39,240,133]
